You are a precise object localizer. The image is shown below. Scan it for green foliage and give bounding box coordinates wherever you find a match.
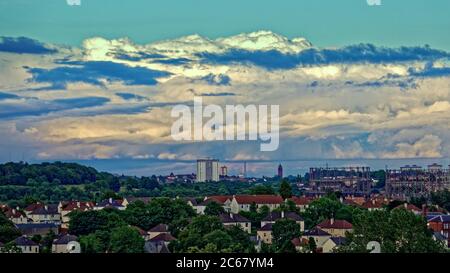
[302,196,343,229]
[249,185,275,195]
[371,170,386,189]
[171,215,255,253]
[109,226,145,253]
[0,211,21,243]
[272,219,301,253]
[239,204,270,231]
[339,209,446,253]
[431,189,450,211]
[204,201,225,216]
[80,230,110,253]
[279,179,292,199]
[68,210,126,236]
[0,242,22,253]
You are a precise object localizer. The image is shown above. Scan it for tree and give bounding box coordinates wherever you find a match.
[302,196,343,229]
[204,201,225,216]
[279,180,292,199]
[250,185,275,195]
[68,210,125,236]
[79,230,110,253]
[109,226,145,253]
[307,237,317,253]
[339,209,446,253]
[0,211,21,243]
[272,219,301,253]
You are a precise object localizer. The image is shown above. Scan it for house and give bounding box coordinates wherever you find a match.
[432,232,449,249]
[287,196,313,212]
[219,213,251,233]
[2,207,28,224]
[52,234,78,253]
[230,195,284,214]
[144,233,175,253]
[24,203,45,217]
[261,211,304,232]
[394,203,422,215]
[195,196,233,214]
[427,215,450,247]
[124,197,152,205]
[291,237,309,252]
[94,198,127,210]
[322,237,347,253]
[14,236,39,254]
[257,223,273,244]
[148,223,170,239]
[59,201,94,228]
[16,223,59,236]
[301,227,332,249]
[317,219,353,237]
[28,205,60,224]
[362,198,387,211]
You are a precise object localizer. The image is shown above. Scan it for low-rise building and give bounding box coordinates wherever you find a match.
[301,227,332,249]
[261,211,304,232]
[427,215,450,248]
[28,205,60,224]
[14,236,39,254]
[322,237,347,253]
[94,198,127,210]
[2,207,28,224]
[16,223,59,236]
[52,234,78,253]
[230,195,284,214]
[257,223,273,244]
[148,224,170,240]
[287,196,313,212]
[219,213,251,233]
[317,219,353,237]
[144,233,175,253]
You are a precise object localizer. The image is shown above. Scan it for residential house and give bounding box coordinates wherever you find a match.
[52,234,78,253]
[16,223,59,236]
[427,215,450,248]
[2,207,28,224]
[219,213,251,233]
[144,233,175,253]
[301,227,332,249]
[362,198,387,211]
[24,202,45,217]
[230,195,284,214]
[14,236,39,254]
[317,219,353,237]
[257,223,273,244]
[125,197,152,205]
[261,211,304,232]
[94,198,127,210]
[394,203,422,215]
[322,237,347,253]
[148,223,170,239]
[59,201,94,228]
[288,196,313,212]
[28,205,60,224]
[195,196,233,214]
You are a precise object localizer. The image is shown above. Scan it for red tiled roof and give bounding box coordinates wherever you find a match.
[395,203,421,212]
[61,201,94,211]
[24,202,44,212]
[317,219,353,230]
[149,224,169,233]
[288,196,313,206]
[234,195,284,204]
[3,208,25,218]
[206,196,233,204]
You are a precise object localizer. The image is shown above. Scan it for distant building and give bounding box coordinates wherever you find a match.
[277,164,283,178]
[309,166,372,196]
[196,158,219,182]
[220,165,228,176]
[386,164,450,199]
[14,236,39,254]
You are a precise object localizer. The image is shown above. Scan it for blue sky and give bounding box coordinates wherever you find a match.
[1,0,450,50]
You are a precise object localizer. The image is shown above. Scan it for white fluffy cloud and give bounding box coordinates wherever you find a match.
[0,31,449,167]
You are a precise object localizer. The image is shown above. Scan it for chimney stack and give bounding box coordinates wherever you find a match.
[330,218,334,225]
[281,210,285,219]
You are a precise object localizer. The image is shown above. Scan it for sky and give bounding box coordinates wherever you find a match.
[1,0,450,50]
[0,0,449,176]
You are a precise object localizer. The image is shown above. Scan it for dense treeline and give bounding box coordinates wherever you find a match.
[0,162,102,185]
